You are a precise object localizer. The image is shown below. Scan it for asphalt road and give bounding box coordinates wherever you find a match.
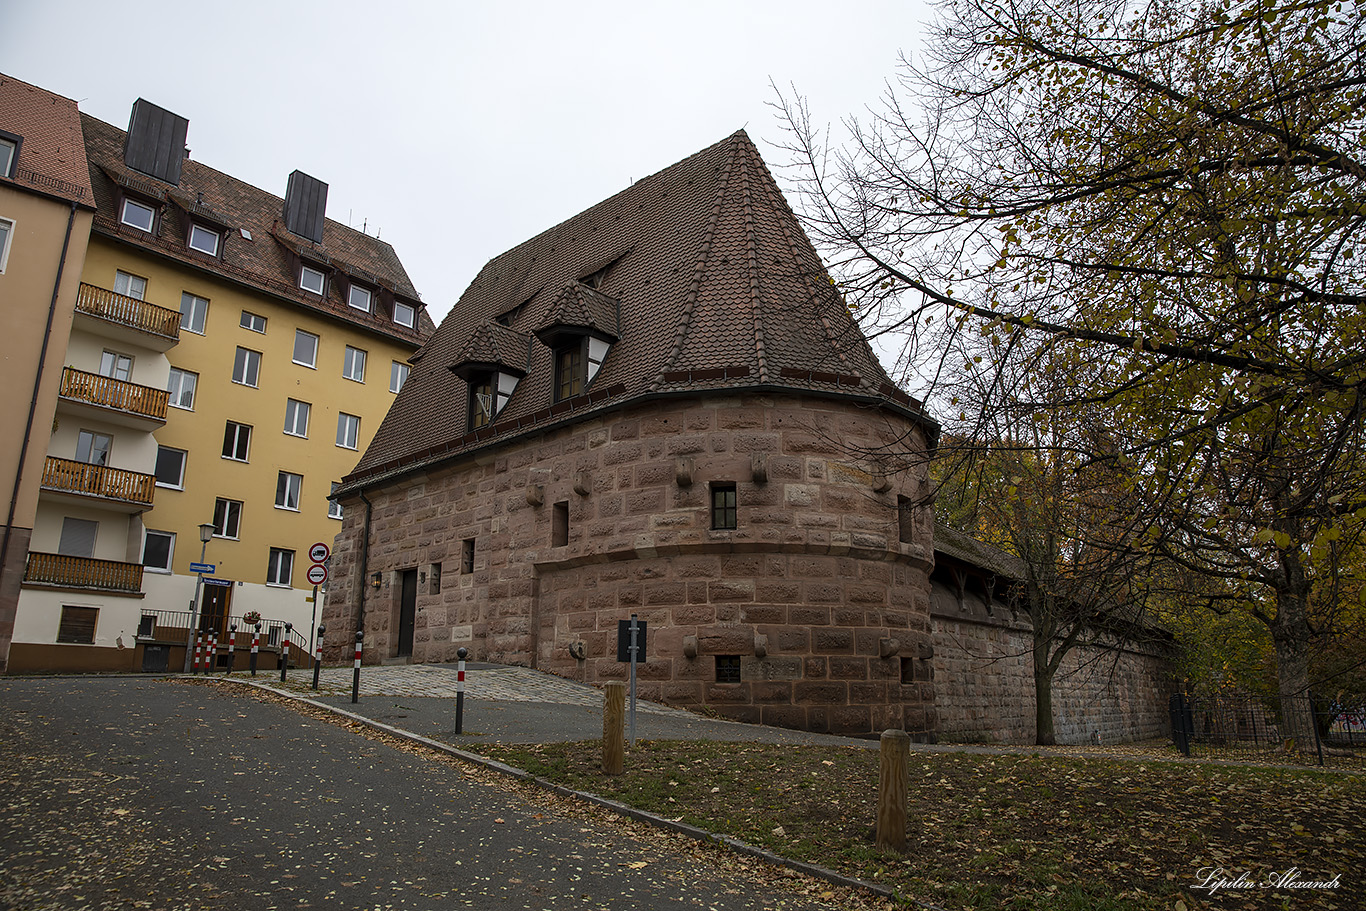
[0,677,854,911]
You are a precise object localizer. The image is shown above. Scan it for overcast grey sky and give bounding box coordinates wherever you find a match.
[3,0,932,323]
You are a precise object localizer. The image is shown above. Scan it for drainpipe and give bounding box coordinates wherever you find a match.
[1,202,77,591]
[357,489,372,636]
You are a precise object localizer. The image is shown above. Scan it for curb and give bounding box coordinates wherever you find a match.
[219,676,940,909]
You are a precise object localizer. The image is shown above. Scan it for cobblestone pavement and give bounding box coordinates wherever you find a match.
[257,662,695,716]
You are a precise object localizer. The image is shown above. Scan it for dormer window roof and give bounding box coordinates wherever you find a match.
[450,321,532,431]
[533,280,621,349]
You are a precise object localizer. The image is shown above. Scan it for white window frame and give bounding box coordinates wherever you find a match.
[266,547,295,587]
[222,421,251,462]
[142,530,176,573]
[76,429,112,466]
[180,292,208,334]
[121,198,155,233]
[232,347,261,387]
[240,311,267,333]
[328,482,344,520]
[213,498,242,539]
[99,350,134,381]
[275,471,303,511]
[0,217,12,274]
[167,367,197,410]
[348,285,372,313]
[188,224,220,256]
[336,413,360,450]
[293,330,319,368]
[283,398,310,437]
[154,445,187,489]
[393,300,416,328]
[300,265,326,295]
[0,138,15,178]
[390,361,410,394]
[115,271,147,301]
[343,346,366,383]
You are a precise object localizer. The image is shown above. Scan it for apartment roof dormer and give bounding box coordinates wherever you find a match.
[122,98,188,186]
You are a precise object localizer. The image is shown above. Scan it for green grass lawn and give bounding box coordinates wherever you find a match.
[469,740,1362,910]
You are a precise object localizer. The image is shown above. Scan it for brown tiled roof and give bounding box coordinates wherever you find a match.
[535,281,621,343]
[451,321,534,379]
[933,523,1028,580]
[79,112,436,345]
[347,130,935,487]
[0,73,94,207]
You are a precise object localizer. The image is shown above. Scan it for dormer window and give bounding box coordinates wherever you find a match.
[555,345,583,401]
[121,198,156,233]
[348,284,372,313]
[188,223,220,256]
[468,370,518,429]
[300,264,326,296]
[394,300,416,328]
[0,132,19,179]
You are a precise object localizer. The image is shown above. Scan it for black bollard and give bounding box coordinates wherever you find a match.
[351,630,363,704]
[455,647,468,735]
[312,625,325,691]
[280,623,292,682]
[225,623,237,675]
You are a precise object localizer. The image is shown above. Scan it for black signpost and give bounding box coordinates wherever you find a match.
[616,615,647,747]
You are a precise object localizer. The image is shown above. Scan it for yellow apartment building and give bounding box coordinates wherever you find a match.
[8,93,432,673]
[0,74,97,673]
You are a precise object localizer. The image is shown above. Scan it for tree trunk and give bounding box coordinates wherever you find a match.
[1034,639,1057,746]
[1271,592,1317,752]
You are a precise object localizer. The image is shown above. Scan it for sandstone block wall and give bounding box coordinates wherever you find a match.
[323,392,938,736]
[930,583,1173,744]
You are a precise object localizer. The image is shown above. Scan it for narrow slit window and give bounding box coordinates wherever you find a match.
[552,501,569,547]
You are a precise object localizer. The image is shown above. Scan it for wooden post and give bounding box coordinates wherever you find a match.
[602,681,626,775]
[876,729,910,853]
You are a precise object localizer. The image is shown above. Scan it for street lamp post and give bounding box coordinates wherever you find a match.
[182,522,216,673]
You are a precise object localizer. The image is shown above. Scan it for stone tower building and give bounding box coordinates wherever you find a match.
[324,131,941,737]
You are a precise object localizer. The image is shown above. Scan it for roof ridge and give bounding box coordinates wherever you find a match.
[738,142,770,385]
[649,132,743,390]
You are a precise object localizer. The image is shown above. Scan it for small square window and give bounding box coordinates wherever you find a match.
[188,224,220,256]
[57,606,98,644]
[213,498,242,538]
[390,361,410,394]
[716,655,742,684]
[267,548,294,587]
[393,300,416,328]
[155,446,187,489]
[240,311,266,333]
[0,218,12,274]
[121,198,155,232]
[284,398,310,437]
[142,530,175,572]
[328,481,343,520]
[115,271,147,301]
[343,346,367,383]
[232,347,261,387]
[461,538,475,574]
[58,517,98,558]
[167,367,197,409]
[293,330,318,368]
[222,421,251,461]
[300,265,325,295]
[76,430,112,466]
[348,285,372,313]
[0,136,16,179]
[711,482,737,530]
[99,350,133,381]
[336,413,360,450]
[275,471,302,511]
[180,292,208,334]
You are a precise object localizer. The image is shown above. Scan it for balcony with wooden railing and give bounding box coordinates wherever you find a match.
[24,552,144,595]
[74,282,181,348]
[58,366,169,428]
[40,456,156,510]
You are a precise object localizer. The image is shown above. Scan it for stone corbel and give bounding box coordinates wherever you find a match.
[525,484,545,507]
[675,457,694,487]
[753,633,769,659]
[573,470,591,496]
[567,640,587,660]
[879,637,900,658]
[751,452,768,484]
[682,635,698,659]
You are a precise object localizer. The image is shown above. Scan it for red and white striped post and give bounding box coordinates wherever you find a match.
[249,623,261,676]
[206,629,218,674]
[225,623,238,674]
[191,631,203,675]
[351,630,363,704]
[312,625,324,691]
[455,647,468,735]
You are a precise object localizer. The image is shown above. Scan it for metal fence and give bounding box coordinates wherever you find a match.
[1169,692,1366,768]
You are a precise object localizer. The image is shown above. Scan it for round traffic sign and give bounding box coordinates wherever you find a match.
[309,542,330,564]
[307,564,328,585]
